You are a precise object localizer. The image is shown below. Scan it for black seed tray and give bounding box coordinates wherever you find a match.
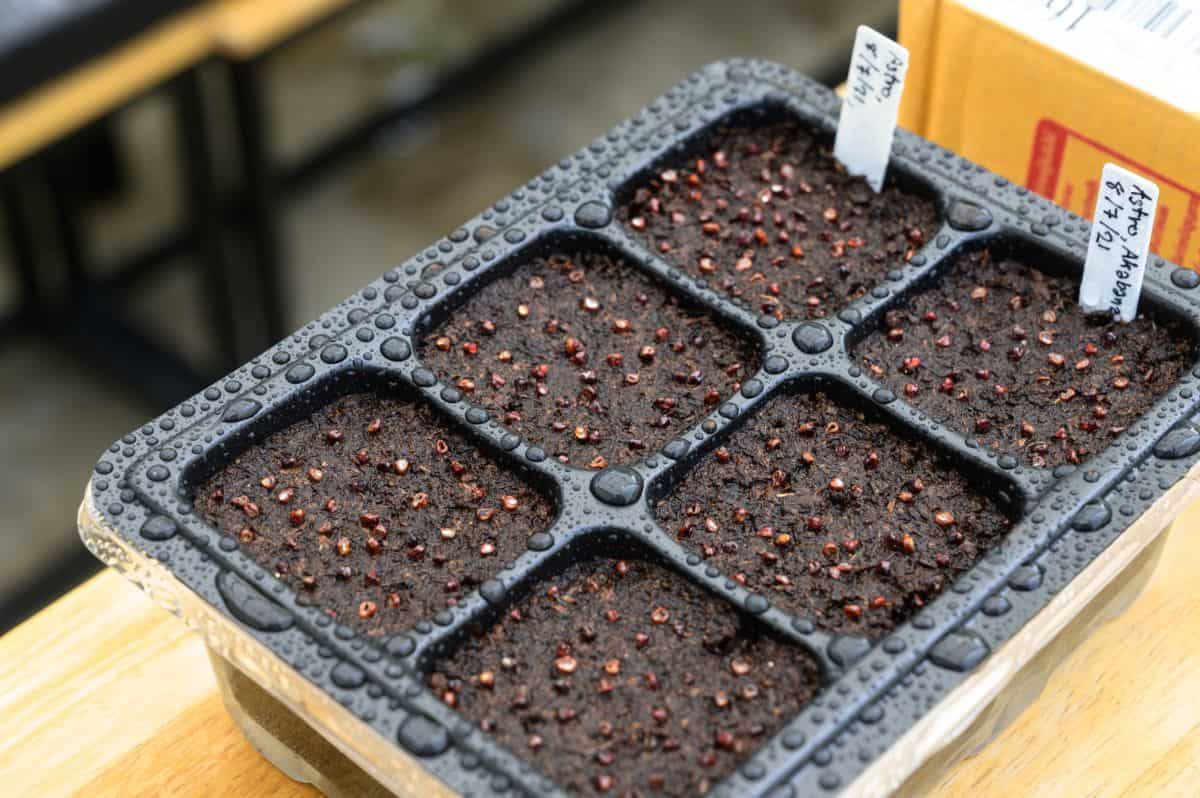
[80,60,1200,797]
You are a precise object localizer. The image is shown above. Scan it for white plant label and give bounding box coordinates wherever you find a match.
[834,25,909,193]
[1079,163,1159,322]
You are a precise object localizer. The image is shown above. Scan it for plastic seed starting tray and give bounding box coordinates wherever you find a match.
[80,60,1200,796]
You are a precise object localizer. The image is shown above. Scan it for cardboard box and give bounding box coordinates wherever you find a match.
[898,0,1200,269]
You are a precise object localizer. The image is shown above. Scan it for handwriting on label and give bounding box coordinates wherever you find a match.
[833,26,909,194]
[1079,163,1159,322]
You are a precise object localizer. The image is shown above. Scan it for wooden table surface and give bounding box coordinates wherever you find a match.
[3,501,1198,796]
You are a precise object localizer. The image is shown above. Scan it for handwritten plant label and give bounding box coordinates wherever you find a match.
[833,25,909,193]
[1079,163,1159,322]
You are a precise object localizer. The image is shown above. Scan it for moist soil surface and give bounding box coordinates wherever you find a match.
[429,557,821,797]
[654,391,1013,636]
[195,393,556,636]
[419,249,759,468]
[855,249,1194,468]
[622,118,940,321]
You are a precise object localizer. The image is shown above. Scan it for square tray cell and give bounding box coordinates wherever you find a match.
[853,244,1196,469]
[653,388,1016,637]
[620,106,939,321]
[417,238,760,468]
[427,556,822,797]
[195,392,556,636]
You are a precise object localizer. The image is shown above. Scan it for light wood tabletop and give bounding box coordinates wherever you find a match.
[2,502,1198,796]
[213,0,358,60]
[0,7,214,172]
[0,1,364,171]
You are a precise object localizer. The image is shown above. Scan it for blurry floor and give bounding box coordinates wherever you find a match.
[0,0,892,620]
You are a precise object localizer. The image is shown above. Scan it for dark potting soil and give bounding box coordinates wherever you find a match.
[419,249,760,468]
[428,557,822,796]
[654,391,1013,636]
[621,119,939,320]
[194,393,556,636]
[855,249,1194,468]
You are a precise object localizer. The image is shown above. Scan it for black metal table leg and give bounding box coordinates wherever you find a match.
[1,167,41,327]
[43,140,90,299]
[229,57,287,346]
[172,68,239,367]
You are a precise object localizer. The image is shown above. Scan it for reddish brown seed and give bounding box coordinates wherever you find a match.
[516,304,530,318]
[970,286,988,301]
[902,534,917,554]
[650,606,670,624]
[336,537,351,556]
[307,467,323,483]
[259,475,277,490]
[715,730,736,751]
[358,601,377,619]
[844,604,863,621]
[828,477,846,492]
[366,418,382,435]
[1048,352,1066,367]
[392,458,410,475]
[580,296,601,313]
[365,537,382,555]
[604,609,621,623]
[276,488,294,504]
[479,542,496,557]
[594,774,614,792]
[289,508,305,526]
[1075,358,1091,371]
[410,492,430,509]
[934,510,956,527]
[1113,376,1130,390]
[554,656,578,675]
[238,527,255,543]
[715,447,732,464]
[651,707,670,724]
[639,345,656,361]
[325,429,344,444]
[730,658,751,676]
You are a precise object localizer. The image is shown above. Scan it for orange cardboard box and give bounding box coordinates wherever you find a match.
[898,0,1200,269]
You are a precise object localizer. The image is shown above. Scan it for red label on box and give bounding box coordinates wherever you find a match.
[1026,118,1199,270]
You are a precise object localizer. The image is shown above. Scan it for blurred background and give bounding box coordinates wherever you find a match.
[0,0,893,630]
